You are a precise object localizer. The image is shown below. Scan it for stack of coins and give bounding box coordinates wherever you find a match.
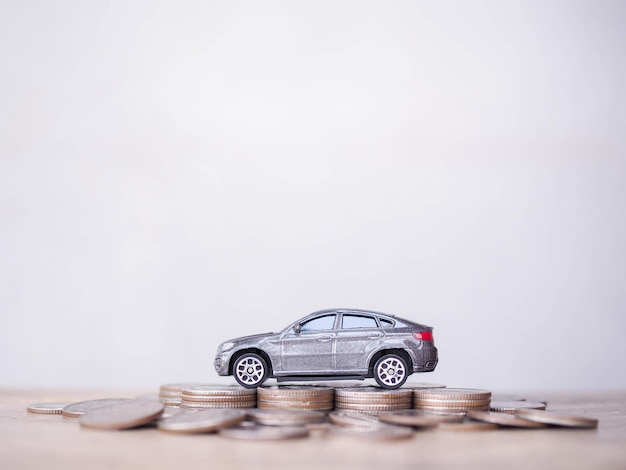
[180,385,256,410]
[413,388,491,413]
[334,387,413,413]
[257,385,334,411]
[159,383,200,407]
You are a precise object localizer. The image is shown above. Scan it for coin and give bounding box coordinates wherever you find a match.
[328,410,385,428]
[334,402,412,412]
[328,425,414,440]
[181,395,256,403]
[79,399,164,430]
[256,399,333,411]
[181,385,256,397]
[406,383,447,390]
[489,401,546,413]
[220,424,310,440]
[515,409,599,429]
[248,409,326,426]
[335,387,412,399]
[435,421,499,431]
[258,385,335,397]
[27,403,70,415]
[181,401,256,409]
[335,395,413,404]
[414,398,492,407]
[415,404,489,413]
[378,410,465,427]
[467,410,547,428]
[62,398,134,419]
[158,409,246,433]
[414,388,491,400]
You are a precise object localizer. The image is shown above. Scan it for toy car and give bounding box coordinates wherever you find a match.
[214,308,438,389]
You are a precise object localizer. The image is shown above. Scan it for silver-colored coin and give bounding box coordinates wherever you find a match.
[328,410,385,428]
[467,410,547,428]
[415,404,489,413]
[62,398,134,419]
[182,385,256,397]
[27,403,71,415]
[515,409,598,429]
[335,387,413,399]
[258,385,335,399]
[414,388,491,401]
[79,399,164,430]
[328,425,414,440]
[435,421,499,431]
[256,401,334,411]
[220,424,310,440]
[334,402,412,412]
[248,409,326,426]
[158,409,246,433]
[490,400,546,413]
[181,394,257,403]
[405,383,447,390]
[378,410,465,427]
[335,395,413,404]
[414,398,491,407]
[181,401,256,409]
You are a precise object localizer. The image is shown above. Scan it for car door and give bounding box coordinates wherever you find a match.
[279,314,337,374]
[334,313,384,373]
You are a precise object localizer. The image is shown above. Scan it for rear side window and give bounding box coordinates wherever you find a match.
[342,314,378,329]
[379,318,394,328]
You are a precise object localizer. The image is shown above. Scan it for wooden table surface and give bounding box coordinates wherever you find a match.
[1,389,625,470]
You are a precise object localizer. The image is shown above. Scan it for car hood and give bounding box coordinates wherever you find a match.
[225,332,277,346]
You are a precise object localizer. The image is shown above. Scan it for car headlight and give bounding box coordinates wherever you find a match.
[219,342,235,353]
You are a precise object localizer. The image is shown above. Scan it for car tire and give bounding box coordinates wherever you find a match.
[233,353,269,388]
[373,354,408,389]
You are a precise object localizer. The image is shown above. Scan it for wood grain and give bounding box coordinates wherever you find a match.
[1,389,625,470]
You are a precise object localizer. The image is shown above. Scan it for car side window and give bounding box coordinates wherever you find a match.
[342,314,378,329]
[379,318,394,328]
[300,314,336,332]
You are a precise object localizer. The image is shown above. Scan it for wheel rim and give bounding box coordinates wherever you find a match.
[376,356,406,387]
[235,356,265,386]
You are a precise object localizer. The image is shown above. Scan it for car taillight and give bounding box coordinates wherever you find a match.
[413,331,433,341]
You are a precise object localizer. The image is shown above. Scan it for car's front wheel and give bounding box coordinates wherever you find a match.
[374,354,408,389]
[233,353,268,388]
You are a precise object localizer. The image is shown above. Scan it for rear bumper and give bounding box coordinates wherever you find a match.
[412,345,438,373]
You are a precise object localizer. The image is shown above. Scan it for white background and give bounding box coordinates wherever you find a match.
[1,1,625,392]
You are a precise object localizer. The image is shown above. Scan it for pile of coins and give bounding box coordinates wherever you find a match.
[335,386,412,413]
[26,382,600,440]
[180,385,256,409]
[257,385,334,411]
[414,388,491,413]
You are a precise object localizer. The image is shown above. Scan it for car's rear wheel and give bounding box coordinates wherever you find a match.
[374,354,408,389]
[233,353,268,388]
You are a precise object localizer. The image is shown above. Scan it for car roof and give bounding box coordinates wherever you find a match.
[309,308,405,321]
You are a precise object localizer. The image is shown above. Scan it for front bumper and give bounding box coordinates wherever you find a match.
[214,354,230,376]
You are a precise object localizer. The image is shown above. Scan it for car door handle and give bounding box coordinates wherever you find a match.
[368,333,383,339]
[318,336,333,342]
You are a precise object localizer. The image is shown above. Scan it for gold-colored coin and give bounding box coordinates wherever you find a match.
[258,385,334,398]
[335,387,412,399]
[181,385,256,397]
[256,399,333,411]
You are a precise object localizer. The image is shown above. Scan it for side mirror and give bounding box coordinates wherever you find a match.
[294,323,301,334]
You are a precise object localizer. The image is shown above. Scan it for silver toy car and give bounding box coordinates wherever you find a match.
[214,308,438,389]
